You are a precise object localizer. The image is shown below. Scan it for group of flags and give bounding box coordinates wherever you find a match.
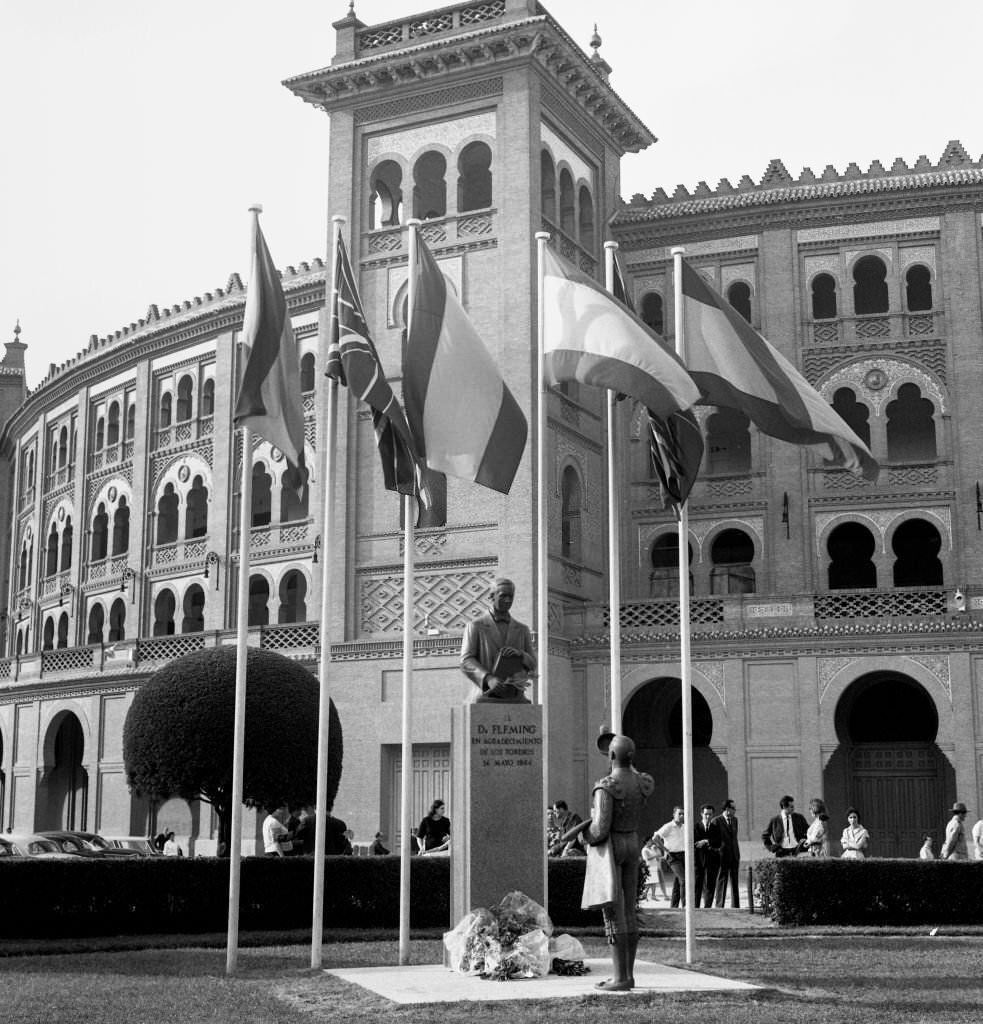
[234,215,877,528]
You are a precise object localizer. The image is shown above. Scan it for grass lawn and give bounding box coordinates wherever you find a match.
[3,934,982,1024]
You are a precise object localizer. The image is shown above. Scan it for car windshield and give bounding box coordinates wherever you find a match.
[0,840,13,857]
[87,836,111,850]
[28,840,60,854]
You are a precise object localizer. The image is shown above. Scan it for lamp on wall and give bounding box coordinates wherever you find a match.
[312,534,321,565]
[781,492,790,539]
[976,482,982,531]
[203,551,220,589]
[59,582,75,610]
[120,567,137,603]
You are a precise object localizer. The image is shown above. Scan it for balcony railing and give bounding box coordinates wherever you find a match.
[356,0,506,54]
[806,310,944,345]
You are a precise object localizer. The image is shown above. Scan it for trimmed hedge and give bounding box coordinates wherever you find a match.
[751,857,983,925]
[0,855,595,939]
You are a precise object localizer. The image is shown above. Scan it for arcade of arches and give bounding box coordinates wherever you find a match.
[622,672,951,858]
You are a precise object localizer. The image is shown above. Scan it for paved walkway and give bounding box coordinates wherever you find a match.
[326,957,759,1003]
[639,899,775,933]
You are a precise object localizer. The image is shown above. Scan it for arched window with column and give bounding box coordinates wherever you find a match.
[727,281,752,323]
[58,427,68,467]
[46,524,59,577]
[43,616,55,651]
[126,403,136,440]
[176,375,194,422]
[277,570,308,624]
[905,265,933,312]
[853,255,889,315]
[706,408,751,474]
[107,402,120,446]
[280,465,309,524]
[559,168,575,235]
[710,529,756,594]
[201,379,215,416]
[111,499,129,556]
[560,465,583,562]
[369,160,403,229]
[827,522,877,589]
[156,484,179,544]
[185,476,208,539]
[832,388,870,448]
[300,353,316,394]
[153,590,176,636]
[87,604,105,645]
[886,383,936,462]
[60,517,73,571]
[640,293,664,335]
[413,151,447,220]
[159,392,172,429]
[182,585,206,633]
[458,141,492,212]
[251,463,272,527]
[650,532,693,598]
[248,575,270,626]
[57,612,69,650]
[812,273,838,319]
[91,503,109,561]
[108,598,126,642]
[578,185,595,252]
[540,151,556,222]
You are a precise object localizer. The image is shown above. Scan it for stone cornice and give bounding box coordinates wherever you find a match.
[283,14,654,155]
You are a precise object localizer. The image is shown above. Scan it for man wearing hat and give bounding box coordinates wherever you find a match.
[460,578,536,703]
[941,801,970,860]
[564,729,654,992]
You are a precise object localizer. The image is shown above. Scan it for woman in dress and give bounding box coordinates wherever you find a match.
[840,808,870,859]
[416,799,451,854]
[641,836,669,902]
[805,798,830,857]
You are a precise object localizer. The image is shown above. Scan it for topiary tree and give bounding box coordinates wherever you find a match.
[123,646,342,853]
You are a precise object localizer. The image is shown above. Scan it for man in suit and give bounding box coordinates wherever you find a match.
[693,804,722,908]
[460,578,536,703]
[712,799,741,907]
[762,794,808,856]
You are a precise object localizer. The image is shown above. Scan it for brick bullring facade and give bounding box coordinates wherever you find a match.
[1,0,981,857]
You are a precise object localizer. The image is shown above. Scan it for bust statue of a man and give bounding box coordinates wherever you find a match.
[460,578,536,703]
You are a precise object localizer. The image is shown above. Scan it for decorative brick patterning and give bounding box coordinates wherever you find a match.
[360,569,493,635]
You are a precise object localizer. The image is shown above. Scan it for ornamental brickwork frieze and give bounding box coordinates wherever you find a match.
[696,660,726,707]
[354,77,504,125]
[366,111,496,166]
[818,656,857,704]
[821,358,946,415]
[904,653,952,703]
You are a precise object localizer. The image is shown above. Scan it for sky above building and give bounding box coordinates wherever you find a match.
[2,0,980,389]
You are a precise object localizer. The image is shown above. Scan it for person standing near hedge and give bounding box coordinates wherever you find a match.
[712,799,741,908]
[693,804,722,908]
[805,798,830,857]
[762,795,809,857]
[918,833,935,859]
[840,808,869,859]
[261,806,293,857]
[972,814,983,862]
[940,801,970,860]
[417,799,451,853]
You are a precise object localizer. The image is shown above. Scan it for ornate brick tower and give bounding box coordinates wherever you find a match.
[284,1,655,830]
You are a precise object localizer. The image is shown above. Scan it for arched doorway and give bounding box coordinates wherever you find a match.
[824,673,953,857]
[37,712,87,831]
[623,677,727,840]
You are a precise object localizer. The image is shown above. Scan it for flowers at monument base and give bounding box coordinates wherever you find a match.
[443,890,587,981]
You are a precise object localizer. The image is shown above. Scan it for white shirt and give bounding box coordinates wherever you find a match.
[262,813,290,855]
[781,812,798,850]
[655,820,686,853]
[971,819,983,861]
[162,838,182,857]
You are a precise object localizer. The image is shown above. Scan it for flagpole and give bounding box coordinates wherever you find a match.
[603,243,623,733]
[672,245,695,965]
[398,220,421,966]
[535,231,550,903]
[310,215,344,970]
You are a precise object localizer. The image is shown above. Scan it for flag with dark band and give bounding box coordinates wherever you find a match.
[327,234,443,525]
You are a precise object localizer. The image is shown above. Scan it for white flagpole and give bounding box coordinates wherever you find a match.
[672,245,695,965]
[310,215,344,970]
[603,242,623,734]
[227,206,262,976]
[535,231,550,903]
[398,220,421,966]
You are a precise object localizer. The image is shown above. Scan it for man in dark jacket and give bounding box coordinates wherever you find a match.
[693,804,722,907]
[761,795,808,856]
[712,799,741,907]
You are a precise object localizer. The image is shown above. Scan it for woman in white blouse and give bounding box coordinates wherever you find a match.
[805,798,830,857]
[840,808,870,859]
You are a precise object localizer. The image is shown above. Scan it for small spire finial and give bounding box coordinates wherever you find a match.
[348,0,355,15]
[589,23,602,56]
[13,319,21,340]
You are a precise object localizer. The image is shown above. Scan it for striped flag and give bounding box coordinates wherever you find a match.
[403,233,527,494]
[679,258,878,479]
[233,212,306,475]
[326,234,442,524]
[543,246,701,420]
[610,252,703,511]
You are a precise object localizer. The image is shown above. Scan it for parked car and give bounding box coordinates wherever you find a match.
[2,833,75,857]
[103,835,160,856]
[38,830,141,857]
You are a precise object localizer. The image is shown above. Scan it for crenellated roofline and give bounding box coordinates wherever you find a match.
[614,140,983,229]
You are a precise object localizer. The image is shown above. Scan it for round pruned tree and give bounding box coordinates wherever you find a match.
[123,646,342,853]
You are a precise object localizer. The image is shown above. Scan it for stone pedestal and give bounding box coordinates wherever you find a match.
[450,703,545,926]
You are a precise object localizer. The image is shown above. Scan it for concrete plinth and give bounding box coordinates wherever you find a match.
[450,703,545,924]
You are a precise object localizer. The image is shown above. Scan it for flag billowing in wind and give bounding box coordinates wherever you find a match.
[609,251,703,510]
[680,258,878,479]
[403,234,527,494]
[326,234,443,525]
[233,212,306,476]
[543,246,701,419]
